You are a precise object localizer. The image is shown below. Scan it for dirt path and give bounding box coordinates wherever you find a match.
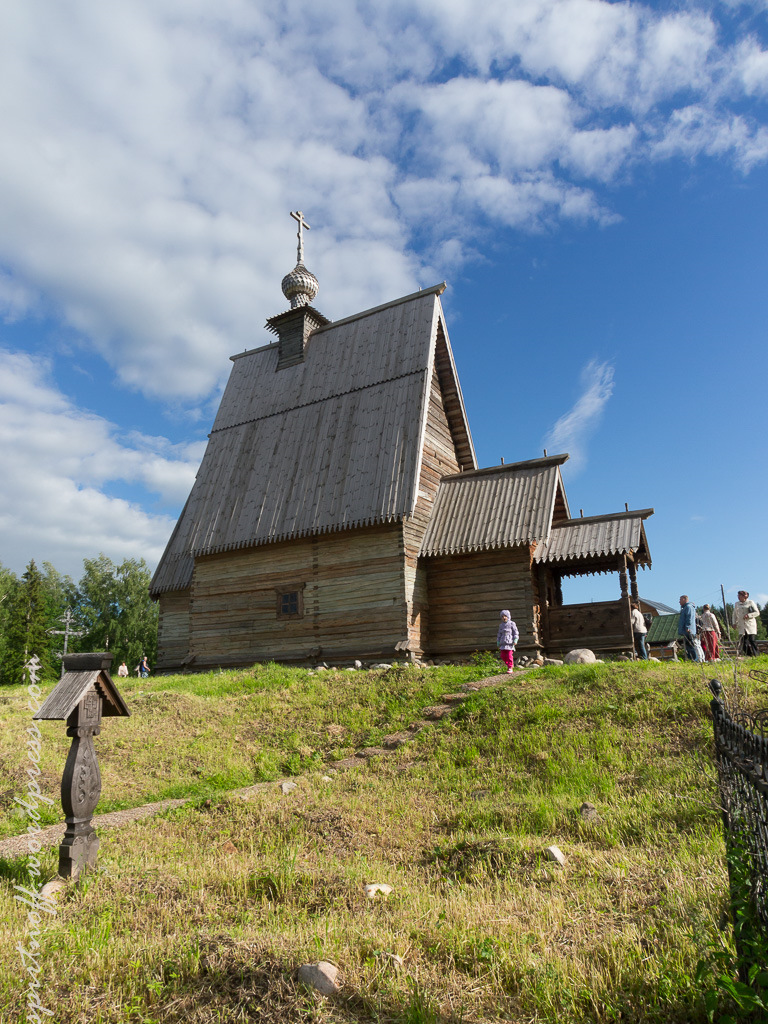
[0,670,520,860]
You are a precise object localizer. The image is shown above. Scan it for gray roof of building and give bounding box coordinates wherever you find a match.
[642,598,677,615]
[533,509,653,565]
[151,285,476,595]
[418,456,570,557]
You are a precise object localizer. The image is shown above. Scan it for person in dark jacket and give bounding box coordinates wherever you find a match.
[677,595,700,662]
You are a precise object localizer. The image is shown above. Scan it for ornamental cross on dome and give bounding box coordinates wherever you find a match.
[290,210,310,263]
[282,210,319,308]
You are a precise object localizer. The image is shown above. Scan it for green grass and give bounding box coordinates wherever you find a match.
[2,656,766,1023]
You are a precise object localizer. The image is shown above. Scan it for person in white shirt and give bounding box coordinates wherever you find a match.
[630,601,648,660]
[699,604,721,662]
[733,590,760,657]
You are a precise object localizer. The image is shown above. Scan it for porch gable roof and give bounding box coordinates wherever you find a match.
[419,455,569,557]
[533,509,654,567]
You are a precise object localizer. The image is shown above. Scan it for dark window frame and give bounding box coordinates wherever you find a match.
[275,582,305,620]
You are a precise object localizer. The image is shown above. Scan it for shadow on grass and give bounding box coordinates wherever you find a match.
[121,937,459,1024]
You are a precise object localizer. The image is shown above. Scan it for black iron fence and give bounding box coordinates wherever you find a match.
[708,676,768,979]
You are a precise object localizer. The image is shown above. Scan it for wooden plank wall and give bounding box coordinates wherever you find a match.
[403,362,462,657]
[546,600,633,656]
[425,547,539,656]
[156,589,191,670]
[187,525,407,667]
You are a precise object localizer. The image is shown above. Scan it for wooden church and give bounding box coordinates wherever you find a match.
[150,213,653,670]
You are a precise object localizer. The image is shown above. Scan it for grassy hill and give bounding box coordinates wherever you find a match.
[2,656,766,1023]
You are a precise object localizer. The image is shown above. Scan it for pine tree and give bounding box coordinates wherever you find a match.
[2,560,56,684]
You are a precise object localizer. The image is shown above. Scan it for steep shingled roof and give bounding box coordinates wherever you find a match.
[150,285,475,595]
[419,456,570,557]
[533,509,653,566]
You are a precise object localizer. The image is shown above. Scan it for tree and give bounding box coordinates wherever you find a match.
[0,563,19,682]
[2,560,57,684]
[75,555,158,672]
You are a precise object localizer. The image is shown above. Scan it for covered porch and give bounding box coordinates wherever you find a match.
[534,509,654,658]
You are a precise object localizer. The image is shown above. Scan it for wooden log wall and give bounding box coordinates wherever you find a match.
[156,589,191,670]
[187,525,407,667]
[546,599,633,656]
[425,546,538,656]
[403,357,462,657]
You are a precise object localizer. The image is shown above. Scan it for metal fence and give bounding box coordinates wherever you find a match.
[708,676,768,976]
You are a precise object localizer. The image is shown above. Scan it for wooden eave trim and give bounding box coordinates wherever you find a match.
[549,508,655,529]
[408,300,441,518]
[438,453,570,483]
[555,467,572,520]
[434,299,477,471]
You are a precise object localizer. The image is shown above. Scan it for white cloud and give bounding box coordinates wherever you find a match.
[0,349,203,578]
[0,0,763,413]
[542,359,615,473]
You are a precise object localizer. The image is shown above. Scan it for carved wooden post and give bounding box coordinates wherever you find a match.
[59,688,103,879]
[34,652,129,882]
[628,559,639,602]
[618,554,629,601]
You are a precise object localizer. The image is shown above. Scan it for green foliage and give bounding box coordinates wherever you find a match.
[0,553,157,683]
[75,554,158,669]
[1,560,60,684]
[469,649,502,675]
[695,837,768,1022]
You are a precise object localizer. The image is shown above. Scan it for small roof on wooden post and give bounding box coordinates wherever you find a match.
[34,652,130,720]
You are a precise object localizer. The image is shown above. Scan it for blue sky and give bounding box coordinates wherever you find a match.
[0,0,766,613]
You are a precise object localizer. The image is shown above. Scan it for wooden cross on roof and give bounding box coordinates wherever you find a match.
[290,210,311,263]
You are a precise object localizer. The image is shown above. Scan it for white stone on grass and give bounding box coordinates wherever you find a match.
[545,845,566,866]
[298,961,340,995]
[40,879,67,902]
[281,781,298,795]
[364,882,393,897]
[564,649,596,665]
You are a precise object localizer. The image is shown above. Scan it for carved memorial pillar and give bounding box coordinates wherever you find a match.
[60,690,103,879]
[34,651,129,883]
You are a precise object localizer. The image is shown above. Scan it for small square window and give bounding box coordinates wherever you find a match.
[275,583,305,619]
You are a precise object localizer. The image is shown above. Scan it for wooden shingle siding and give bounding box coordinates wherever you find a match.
[425,547,539,656]
[546,600,633,655]
[186,525,406,668]
[403,356,463,655]
[156,589,191,669]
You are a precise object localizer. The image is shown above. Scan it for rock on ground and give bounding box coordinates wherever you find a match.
[545,845,566,866]
[364,883,393,897]
[298,962,341,995]
[579,802,600,822]
[564,649,596,665]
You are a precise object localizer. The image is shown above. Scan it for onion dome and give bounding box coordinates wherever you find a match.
[281,261,319,308]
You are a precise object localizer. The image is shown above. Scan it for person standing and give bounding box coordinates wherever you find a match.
[631,601,648,660]
[699,604,722,662]
[117,661,129,677]
[733,590,760,657]
[677,595,700,662]
[497,610,519,674]
[139,654,151,678]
